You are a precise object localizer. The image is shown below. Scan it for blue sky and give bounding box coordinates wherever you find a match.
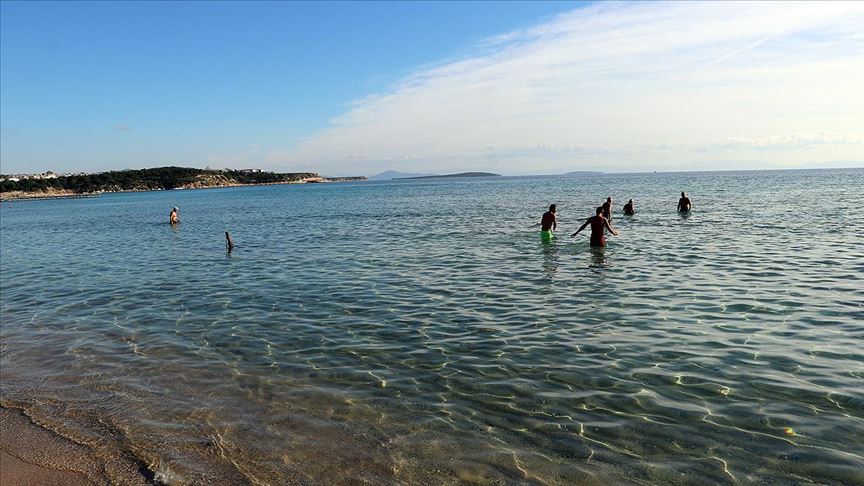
[1,1,862,175]
[1,1,581,174]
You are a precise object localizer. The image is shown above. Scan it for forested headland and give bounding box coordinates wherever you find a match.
[0,167,360,199]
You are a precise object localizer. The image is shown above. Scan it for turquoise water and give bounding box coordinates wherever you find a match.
[1,170,863,485]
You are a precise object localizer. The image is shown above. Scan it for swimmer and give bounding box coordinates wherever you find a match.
[225,231,234,251]
[602,197,613,223]
[677,192,691,212]
[623,199,634,215]
[571,206,618,247]
[539,204,557,241]
[169,206,180,225]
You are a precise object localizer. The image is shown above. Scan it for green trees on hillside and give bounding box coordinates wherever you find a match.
[0,167,319,194]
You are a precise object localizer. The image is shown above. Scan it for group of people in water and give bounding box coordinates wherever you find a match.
[168,191,693,252]
[539,192,692,247]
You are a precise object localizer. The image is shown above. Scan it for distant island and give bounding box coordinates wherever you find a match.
[0,167,366,200]
[397,172,501,180]
[368,170,432,181]
[323,176,367,182]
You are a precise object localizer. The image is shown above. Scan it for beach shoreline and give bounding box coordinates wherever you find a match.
[0,176,366,202]
[0,189,100,202]
[0,404,155,485]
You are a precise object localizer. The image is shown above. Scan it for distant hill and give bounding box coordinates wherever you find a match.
[369,170,430,181]
[398,172,501,180]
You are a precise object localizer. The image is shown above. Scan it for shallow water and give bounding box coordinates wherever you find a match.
[2,169,863,485]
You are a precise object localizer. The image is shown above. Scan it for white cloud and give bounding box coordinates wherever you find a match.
[278,1,864,174]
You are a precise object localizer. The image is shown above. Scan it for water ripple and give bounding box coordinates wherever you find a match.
[2,170,863,484]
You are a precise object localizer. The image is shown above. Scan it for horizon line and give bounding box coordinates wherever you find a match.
[4,164,862,178]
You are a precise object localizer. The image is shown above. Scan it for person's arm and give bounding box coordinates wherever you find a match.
[552,214,557,231]
[570,219,589,237]
[604,218,619,236]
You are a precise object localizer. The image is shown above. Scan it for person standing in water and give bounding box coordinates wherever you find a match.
[602,197,613,223]
[677,192,691,212]
[571,206,618,247]
[539,204,557,241]
[623,199,635,215]
[169,207,180,225]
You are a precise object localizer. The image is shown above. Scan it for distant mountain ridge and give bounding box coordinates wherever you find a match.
[369,170,431,181]
[397,172,501,180]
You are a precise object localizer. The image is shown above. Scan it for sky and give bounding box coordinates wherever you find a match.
[1,1,862,176]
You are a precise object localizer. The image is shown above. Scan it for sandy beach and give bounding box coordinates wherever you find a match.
[0,405,152,485]
[0,189,98,202]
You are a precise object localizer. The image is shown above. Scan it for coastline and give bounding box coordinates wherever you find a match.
[0,405,154,485]
[0,189,101,202]
[0,176,366,202]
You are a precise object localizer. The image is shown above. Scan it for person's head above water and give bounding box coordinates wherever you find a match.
[681,192,686,198]
[172,207,178,211]
[628,199,633,203]
[549,204,556,213]
[607,197,612,203]
[596,206,603,215]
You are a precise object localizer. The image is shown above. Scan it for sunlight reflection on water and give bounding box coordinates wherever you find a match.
[2,169,863,484]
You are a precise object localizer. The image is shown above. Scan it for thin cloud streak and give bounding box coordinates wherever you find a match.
[277,1,864,174]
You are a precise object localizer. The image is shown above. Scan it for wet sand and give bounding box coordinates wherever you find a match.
[0,406,152,485]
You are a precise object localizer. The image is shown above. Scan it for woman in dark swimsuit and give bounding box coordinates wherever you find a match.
[571,206,619,247]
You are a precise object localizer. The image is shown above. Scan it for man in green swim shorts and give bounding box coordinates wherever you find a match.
[540,204,557,241]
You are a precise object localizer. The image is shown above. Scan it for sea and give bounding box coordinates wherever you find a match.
[1,169,862,485]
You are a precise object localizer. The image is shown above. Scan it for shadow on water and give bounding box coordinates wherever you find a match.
[148,221,172,227]
[540,236,558,278]
[589,245,609,270]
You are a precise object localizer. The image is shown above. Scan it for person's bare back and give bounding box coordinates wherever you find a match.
[677,192,691,212]
[623,199,634,215]
[602,197,613,222]
[541,208,557,231]
[571,206,618,247]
